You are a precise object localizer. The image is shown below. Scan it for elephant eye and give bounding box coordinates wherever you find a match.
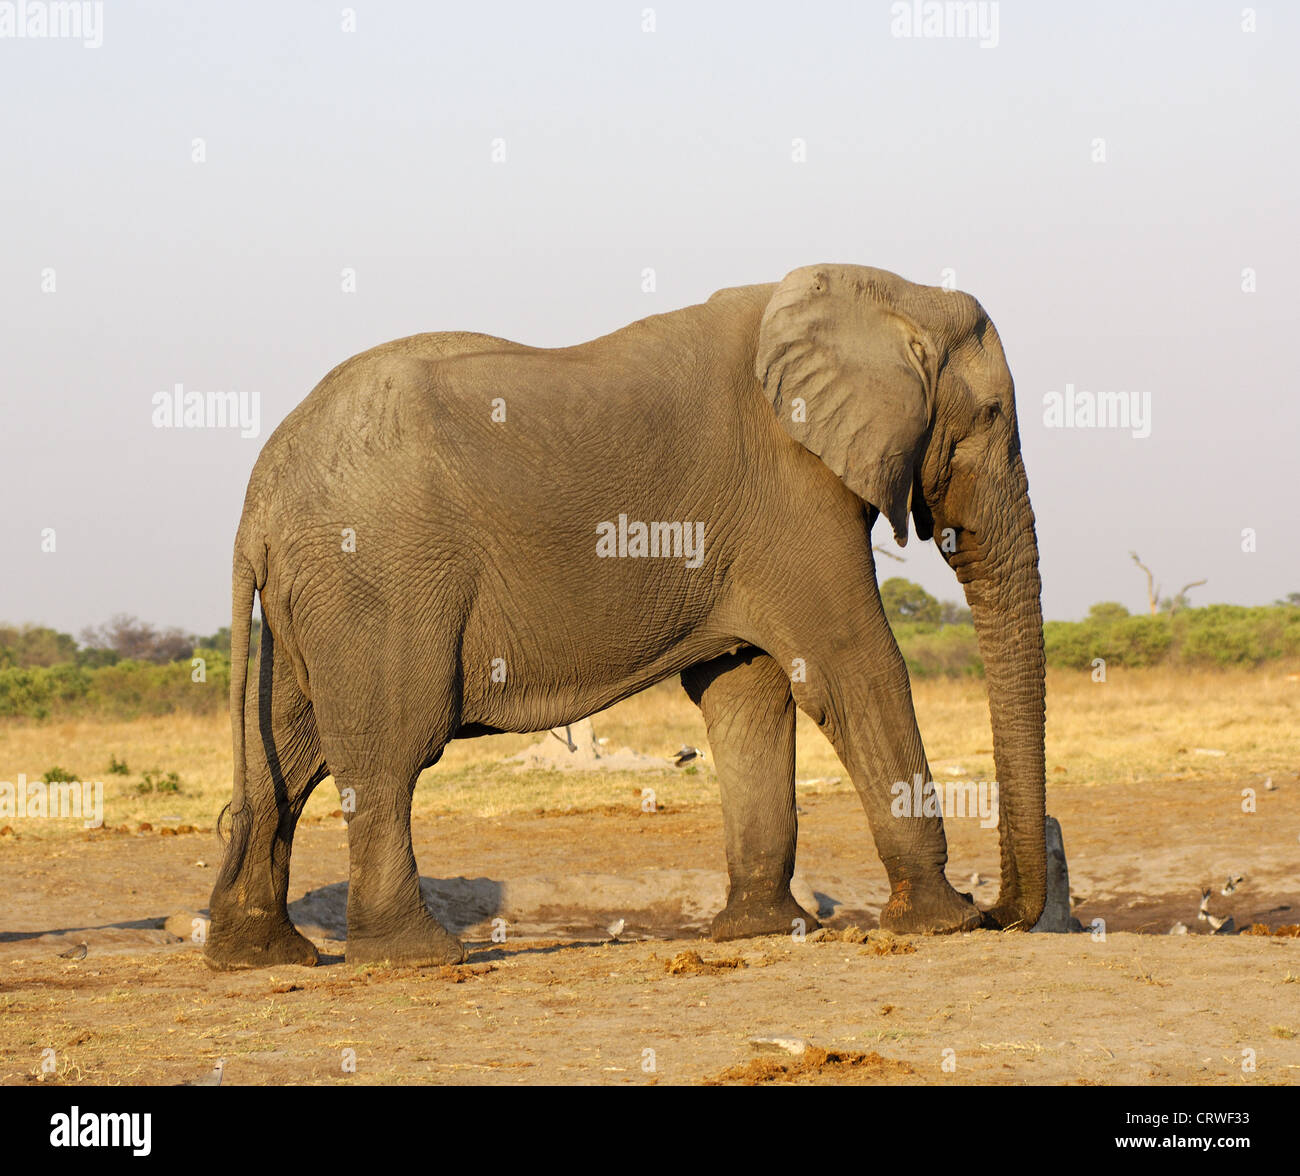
[979,402,1001,429]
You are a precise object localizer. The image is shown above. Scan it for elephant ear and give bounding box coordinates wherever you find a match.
[756,265,936,545]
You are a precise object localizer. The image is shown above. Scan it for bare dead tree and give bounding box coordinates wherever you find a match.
[872,545,907,563]
[1165,578,1208,615]
[1129,551,1159,615]
[1129,552,1206,615]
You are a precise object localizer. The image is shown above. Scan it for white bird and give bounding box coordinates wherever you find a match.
[969,872,985,887]
[606,918,625,942]
[1264,777,1277,791]
[1168,921,1189,935]
[673,746,704,767]
[1197,889,1235,934]
[1221,874,1244,896]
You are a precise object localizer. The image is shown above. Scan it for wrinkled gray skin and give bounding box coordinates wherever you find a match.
[205,264,1047,970]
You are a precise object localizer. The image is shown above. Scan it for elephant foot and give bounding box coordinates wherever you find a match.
[981,896,1044,932]
[346,915,466,968]
[878,877,982,936]
[711,889,820,942]
[204,913,320,971]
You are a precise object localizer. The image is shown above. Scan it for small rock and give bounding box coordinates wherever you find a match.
[1031,816,1082,933]
[165,910,211,941]
[747,1036,808,1057]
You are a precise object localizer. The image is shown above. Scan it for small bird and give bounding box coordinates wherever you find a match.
[673,746,704,767]
[181,1059,225,1087]
[969,872,985,887]
[1197,890,1235,933]
[57,942,88,961]
[606,918,625,942]
[1221,874,1244,896]
[1264,777,1277,791]
[1168,921,1189,935]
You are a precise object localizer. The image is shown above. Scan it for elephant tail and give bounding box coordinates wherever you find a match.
[228,551,257,817]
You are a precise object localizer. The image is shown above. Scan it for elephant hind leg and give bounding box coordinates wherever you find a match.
[682,649,819,942]
[309,651,466,969]
[331,760,465,968]
[205,624,326,971]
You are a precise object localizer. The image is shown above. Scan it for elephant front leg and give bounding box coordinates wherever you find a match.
[682,651,820,941]
[341,774,466,967]
[809,659,982,936]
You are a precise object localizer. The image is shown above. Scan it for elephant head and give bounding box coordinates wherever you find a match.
[756,264,1046,929]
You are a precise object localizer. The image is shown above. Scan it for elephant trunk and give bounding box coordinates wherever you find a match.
[961,460,1047,929]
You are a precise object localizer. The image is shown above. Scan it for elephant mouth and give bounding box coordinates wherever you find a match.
[945,528,986,585]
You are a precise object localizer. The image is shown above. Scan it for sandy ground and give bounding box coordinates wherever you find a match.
[2,776,1298,1085]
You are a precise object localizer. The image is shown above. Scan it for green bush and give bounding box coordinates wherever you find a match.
[138,770,182,794]
[40,766,80,785]
[0,655,230,721]
[896,624,983,678]
[903,603,1300,678]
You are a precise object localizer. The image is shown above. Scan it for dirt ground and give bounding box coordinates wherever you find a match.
[2,776,1298,1085]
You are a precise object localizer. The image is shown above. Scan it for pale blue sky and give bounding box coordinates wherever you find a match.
[2,1,1296,632]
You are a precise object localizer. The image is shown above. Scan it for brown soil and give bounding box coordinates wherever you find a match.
[2,775,1299,1085]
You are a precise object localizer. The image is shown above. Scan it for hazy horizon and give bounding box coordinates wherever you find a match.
[3,1,1297,634]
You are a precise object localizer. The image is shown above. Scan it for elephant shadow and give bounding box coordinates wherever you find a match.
[289,877,506,940]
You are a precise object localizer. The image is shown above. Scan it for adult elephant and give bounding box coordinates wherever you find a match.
[205,264,1047,971]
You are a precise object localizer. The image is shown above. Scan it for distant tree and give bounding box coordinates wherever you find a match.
[880,578,941,625]
[0,624,79,668]
[1129,552,1206,616]
[196,626,232,655]
[196,620,260,657]
[939,600,972,626]
[1087,601,1130,623]
[1158,584,1206,615]
[1276,592,1300,607]
[79,614,196,664]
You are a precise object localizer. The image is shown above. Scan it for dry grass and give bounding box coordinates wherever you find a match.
[1,666,1296,839]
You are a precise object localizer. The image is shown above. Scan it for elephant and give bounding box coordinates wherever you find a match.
[204,263,1047,971]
